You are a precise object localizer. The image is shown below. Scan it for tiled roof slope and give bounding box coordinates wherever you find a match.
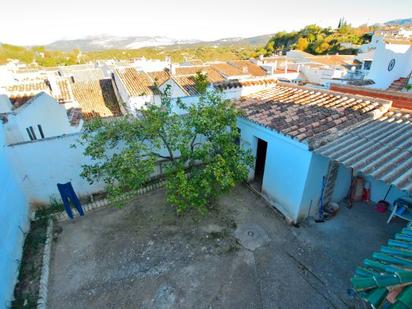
[147,71,170,85]
[68,69,105,82]
[5,79,74,105]
[316,108,412,193]
[214,78,278,90]
[115,68,169,97]
[175,66,224,82]
[171,76,200,96]
[6,80,49,94]
[210,62,247,77]
[236,83,392,148]
[55,79,74,103]
[228,60,267,76]
[72,79,122,119]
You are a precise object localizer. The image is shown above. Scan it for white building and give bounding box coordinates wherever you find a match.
[1,92,82,145]
[113,68,168,115]
[331,29,412,91]
[365,38,412,90]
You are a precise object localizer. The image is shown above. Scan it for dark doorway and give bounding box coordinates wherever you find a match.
[254,138,268,192]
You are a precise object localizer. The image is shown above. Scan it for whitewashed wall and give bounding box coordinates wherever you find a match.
[7,133,106,205]
[4,93,81,144]
[366,41,412,89]
[0,126,29,308]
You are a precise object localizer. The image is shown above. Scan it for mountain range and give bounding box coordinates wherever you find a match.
[384,18,412,26]
[45,34,274,52]
[41,17,412,52]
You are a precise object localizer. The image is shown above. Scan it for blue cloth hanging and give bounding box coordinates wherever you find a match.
[57,182,84,219]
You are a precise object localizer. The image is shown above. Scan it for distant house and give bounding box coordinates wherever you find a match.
[1,92,82,145]
[366,37,412,90]
[209,62,253,80]
[252,55,303,82]
[113,68,170,114]
[158,67,278,108]
[331,30,412,91]
[235,84,391,223]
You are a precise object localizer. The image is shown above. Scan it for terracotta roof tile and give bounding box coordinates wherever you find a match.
[6,80,49,94]
[55,79,74,103]
[72,79,122,119]
[236,83,392,148]
[115,68,169,97]
[214,78,278,90]
[210,63,247,77]
[228,60,267,76]
[316,108,412,193]
[175,66,224,82]
[147,71,170,85]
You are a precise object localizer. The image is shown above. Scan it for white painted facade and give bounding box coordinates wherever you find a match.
[3,92,82,145]
[112,71,158,115]
[365,40,412,89]
[6,133,106,205]
[158,78,188,98]
[0,125,29,308]
[131,57,171,72]
[302,65,347,86]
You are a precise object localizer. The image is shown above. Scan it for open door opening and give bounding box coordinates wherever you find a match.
[253,138,268,192]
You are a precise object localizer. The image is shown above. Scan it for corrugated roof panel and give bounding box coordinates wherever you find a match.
[316,109,412,194]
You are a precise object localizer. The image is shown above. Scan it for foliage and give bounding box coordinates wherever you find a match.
[263,22,376,56]
[0,42,257,66]
[80,78,253,214]
[0,43,81,66]
[84,46,256,63]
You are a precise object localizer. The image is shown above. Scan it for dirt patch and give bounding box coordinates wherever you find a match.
[46,185,402,308]
[11,218,48,309]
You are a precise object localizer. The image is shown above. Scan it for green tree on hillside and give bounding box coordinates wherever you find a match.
[262,22,374,56]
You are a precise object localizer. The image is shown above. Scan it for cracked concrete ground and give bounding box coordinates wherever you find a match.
[48,185,404,309]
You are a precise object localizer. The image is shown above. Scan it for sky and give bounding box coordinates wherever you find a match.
[1,0,411,46]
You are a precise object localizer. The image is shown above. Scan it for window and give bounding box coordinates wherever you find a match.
[29,126,37,140]
[37,124,45,139]
[26,128,34,141]
[363,61,372,71]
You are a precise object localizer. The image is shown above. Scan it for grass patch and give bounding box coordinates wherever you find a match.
[34,198,64,219]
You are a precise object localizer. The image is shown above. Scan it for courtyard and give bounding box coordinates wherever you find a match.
[47,185,404,309]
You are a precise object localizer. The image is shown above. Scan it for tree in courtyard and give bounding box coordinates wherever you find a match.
[79,73,254,215]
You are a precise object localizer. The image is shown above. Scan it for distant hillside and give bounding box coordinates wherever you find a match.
[385,18,412,26]
[45,33,273,52]
[46,35,201,52]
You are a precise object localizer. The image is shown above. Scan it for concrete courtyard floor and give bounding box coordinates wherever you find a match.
[48,185,404,309]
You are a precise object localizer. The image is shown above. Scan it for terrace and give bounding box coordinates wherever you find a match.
[46,185,404,308]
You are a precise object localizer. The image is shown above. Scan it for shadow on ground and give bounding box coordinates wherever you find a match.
[48,185,404,309]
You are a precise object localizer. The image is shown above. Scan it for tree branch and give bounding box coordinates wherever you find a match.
[151,152,173,160]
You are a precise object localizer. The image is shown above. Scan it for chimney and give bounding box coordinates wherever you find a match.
[169,63,176,75]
